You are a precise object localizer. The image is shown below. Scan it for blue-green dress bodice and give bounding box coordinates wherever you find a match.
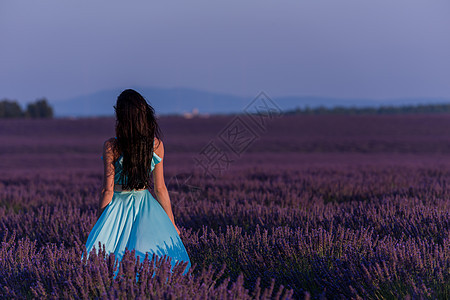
[114,152,162,185]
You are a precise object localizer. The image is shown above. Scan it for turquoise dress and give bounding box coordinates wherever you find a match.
[84,150,191,277]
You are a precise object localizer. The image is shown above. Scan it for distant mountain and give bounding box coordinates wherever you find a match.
[51,86,450,117]
[52,87,249,117]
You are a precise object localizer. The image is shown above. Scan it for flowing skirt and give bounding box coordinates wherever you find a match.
[84,189,191,277]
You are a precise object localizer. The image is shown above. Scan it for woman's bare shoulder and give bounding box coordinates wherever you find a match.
[103,137,119,158]
[153,137,164,158]
[104,137,117,150]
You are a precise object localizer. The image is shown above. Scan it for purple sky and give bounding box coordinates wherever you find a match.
[1,0,450,105]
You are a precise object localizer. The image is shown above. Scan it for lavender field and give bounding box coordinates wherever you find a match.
[0,114,449,299]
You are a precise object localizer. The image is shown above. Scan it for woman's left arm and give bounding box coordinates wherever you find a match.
[152,140,180,235]
[97,139,116,219]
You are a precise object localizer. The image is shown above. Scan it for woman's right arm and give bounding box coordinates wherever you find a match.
[97,139,115,219]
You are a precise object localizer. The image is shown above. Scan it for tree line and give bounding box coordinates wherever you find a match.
[284,103,450,115]
[0,98,53,118]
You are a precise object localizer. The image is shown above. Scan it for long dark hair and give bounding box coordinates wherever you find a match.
[114,89,162,190]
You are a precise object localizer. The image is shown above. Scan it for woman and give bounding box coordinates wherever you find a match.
[84,89,191,277]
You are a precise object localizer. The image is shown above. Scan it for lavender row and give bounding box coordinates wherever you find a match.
[0,230,293,299]
[1,216,446,298]
[1,166,448,298]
